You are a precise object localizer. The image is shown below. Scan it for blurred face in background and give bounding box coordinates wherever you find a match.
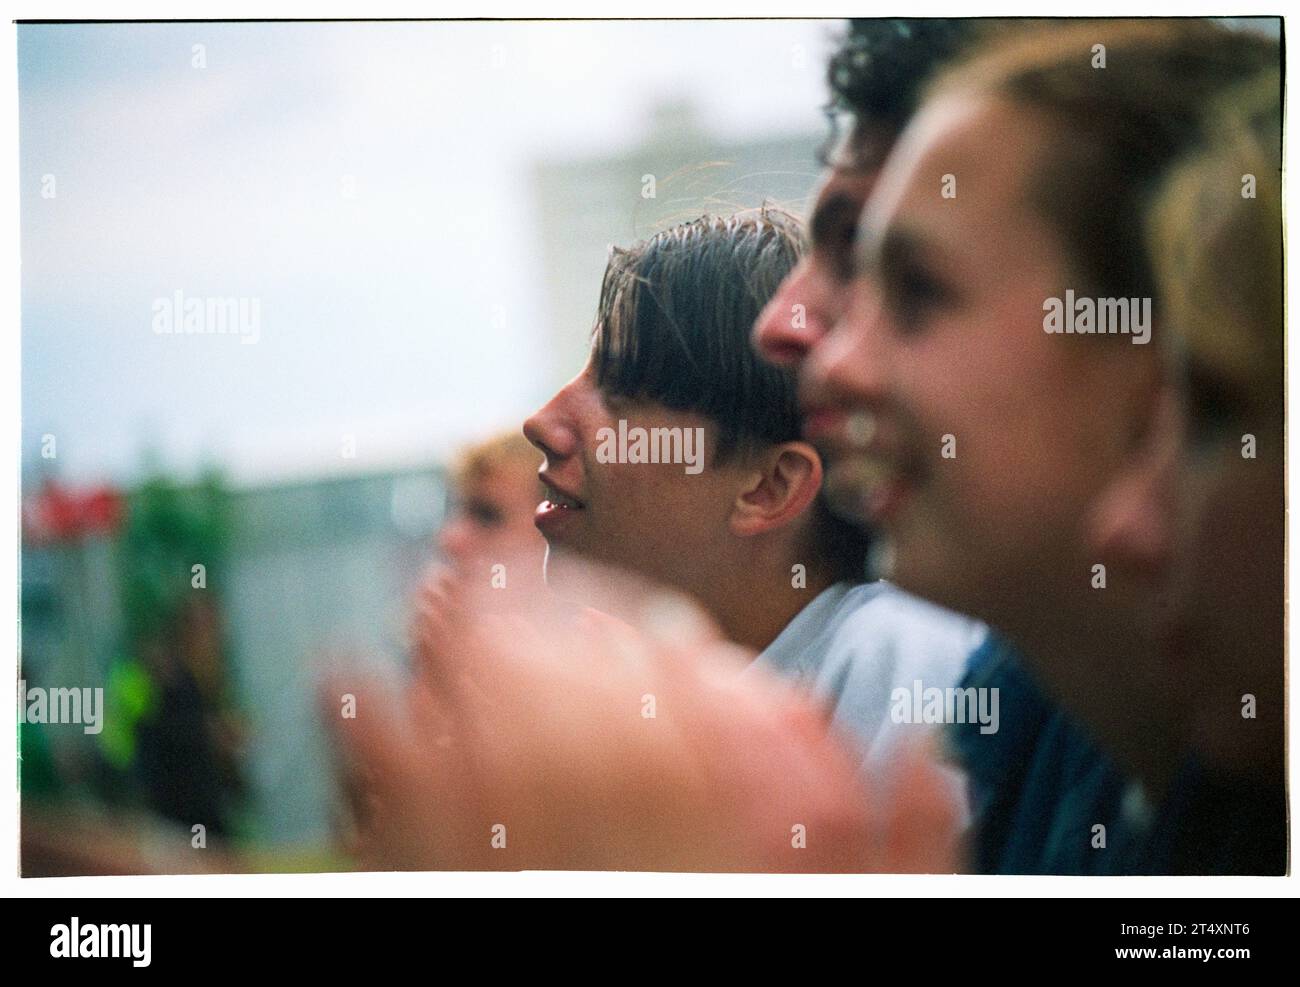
[1165,375,1281,775]
[754,129,887,521]
[1169,397,1282,774]
[438,445,547,590]
[1090,94,1284,778]
[1089,362,1283,779]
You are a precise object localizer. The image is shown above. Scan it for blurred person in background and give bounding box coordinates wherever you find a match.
[437,430,546,585]
[22,476,250,874]
[1088,69,1284,872]
[333,429,547,856]
[409,430,547,682]
[134,594,246,840]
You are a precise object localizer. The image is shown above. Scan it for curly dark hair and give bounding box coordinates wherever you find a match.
[823,18,983,149]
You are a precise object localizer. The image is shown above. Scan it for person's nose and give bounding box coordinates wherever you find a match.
[523,376,584,466]
[1088,392,1180,579]
[801,277,891,411]
[753,259,832,368]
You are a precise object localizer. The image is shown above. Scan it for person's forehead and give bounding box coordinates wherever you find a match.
[861,94,1046,256]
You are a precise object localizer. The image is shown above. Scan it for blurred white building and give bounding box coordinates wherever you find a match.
[532,100,824,377]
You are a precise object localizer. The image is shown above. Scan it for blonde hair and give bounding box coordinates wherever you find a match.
[451,430,541,491]
[1147,68,1282,411]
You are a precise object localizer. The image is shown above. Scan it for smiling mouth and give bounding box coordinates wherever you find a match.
[800,405,922,518]
[823,452,920,526]
[535,478,586,534]
[539,479,584,510]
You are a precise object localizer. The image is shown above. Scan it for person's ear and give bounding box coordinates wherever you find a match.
[729,441,823,538]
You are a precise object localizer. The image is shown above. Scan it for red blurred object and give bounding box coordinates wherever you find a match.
[23,480,123,543]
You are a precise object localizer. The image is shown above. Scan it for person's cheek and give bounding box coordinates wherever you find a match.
[438,517,474,566]
[1086,437,1177,580]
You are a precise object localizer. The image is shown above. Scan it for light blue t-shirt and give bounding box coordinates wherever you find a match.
[751,581,986,767]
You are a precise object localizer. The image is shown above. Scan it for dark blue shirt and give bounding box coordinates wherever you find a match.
[946,637,1287,875]
[945,635,1131,874]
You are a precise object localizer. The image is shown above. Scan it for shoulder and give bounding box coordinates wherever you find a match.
[798,582,986,709]
[831,582,988,666]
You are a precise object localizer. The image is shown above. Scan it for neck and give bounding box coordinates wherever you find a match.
[701,559,839,653]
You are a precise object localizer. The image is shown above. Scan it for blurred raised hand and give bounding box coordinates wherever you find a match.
[325,552,962,872]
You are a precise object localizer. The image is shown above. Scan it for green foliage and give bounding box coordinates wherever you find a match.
[117,469,231,648]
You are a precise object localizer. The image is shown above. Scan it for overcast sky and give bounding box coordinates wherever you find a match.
[20,20,840,488]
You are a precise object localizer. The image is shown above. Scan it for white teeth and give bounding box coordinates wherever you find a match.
[549,491,580,509]
[823,458,894,522]
[844,411,877,448]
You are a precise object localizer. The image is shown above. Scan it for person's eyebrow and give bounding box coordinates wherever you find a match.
[861,223,937,283]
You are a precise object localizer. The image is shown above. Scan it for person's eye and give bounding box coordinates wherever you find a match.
[818,211,856,250]
[886,264,951,331]
[811,199,864,282]
[1182,364,1245,452]
[467,501,505,528]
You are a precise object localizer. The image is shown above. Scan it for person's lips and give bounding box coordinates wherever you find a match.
[802,406,875,447]
[535,472,586,536]
[803,406,918,525]
[824,456,916,525]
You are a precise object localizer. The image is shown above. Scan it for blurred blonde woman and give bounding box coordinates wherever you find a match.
[411,430,547,681]
[437,430,545,583]
[1091,68,1284,872]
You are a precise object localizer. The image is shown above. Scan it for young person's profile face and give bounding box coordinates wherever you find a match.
[804,93,1162,645]
[522,357,748,597]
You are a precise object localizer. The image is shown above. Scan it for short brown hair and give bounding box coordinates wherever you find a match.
[590,207,871,580]
[590,207,806,459]
[931,19,1278,303]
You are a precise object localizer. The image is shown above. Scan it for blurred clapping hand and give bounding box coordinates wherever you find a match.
[323,552,962,872]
